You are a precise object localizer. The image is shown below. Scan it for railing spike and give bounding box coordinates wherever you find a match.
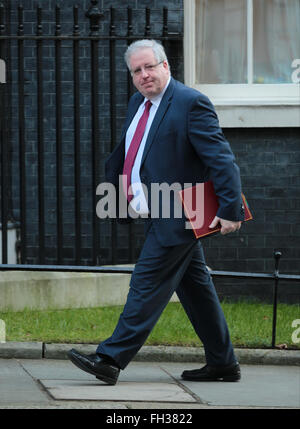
[85,0,104,36]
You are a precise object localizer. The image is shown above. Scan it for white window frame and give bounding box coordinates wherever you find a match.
[184,0,300,127]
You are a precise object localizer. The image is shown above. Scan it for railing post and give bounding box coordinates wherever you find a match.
[144,7,151,37]
[55,5,63,264]
[36,5,45,264]
[271,251,282,348]
[73,5,82,265]
[109,7,117,265]
[18,4,27,264]
[86,0,103,265]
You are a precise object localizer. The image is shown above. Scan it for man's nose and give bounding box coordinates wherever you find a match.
[140,67,150,78]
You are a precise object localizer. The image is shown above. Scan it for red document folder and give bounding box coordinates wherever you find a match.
[178,181,253,239]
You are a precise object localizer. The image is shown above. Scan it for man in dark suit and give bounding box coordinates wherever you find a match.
[68,40,244,385]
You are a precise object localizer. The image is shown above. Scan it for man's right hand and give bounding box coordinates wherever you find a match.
[209,216,241,235]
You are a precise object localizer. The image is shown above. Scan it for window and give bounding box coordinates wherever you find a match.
[184,0,300,127]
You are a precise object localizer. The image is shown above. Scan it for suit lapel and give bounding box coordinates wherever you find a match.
[140,78,175,167]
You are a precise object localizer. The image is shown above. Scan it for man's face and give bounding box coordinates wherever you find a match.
[129,48,170,99]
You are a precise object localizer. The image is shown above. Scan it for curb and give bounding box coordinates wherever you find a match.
[0,342,43,359]
[0,342,299,366]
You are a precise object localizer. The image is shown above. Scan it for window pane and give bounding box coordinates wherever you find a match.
[195,0,247,84]
[253,0,300,83]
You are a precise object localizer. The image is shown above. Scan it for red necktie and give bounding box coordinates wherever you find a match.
[122,100,152,202]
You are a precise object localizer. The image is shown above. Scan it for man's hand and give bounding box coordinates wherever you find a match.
[209,216,241,235]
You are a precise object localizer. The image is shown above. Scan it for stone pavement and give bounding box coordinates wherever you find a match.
[0,343,299,410]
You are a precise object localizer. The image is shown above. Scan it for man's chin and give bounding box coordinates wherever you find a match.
[140,88,157,99]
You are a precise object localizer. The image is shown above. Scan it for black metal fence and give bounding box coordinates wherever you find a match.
[0,1,182,266]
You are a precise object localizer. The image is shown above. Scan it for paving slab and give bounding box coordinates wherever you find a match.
[164,363,300,408]
[0,401,128,409]
[20,358,96,381]
[0,359,299,409]
[0,359,49,404]
[24,359,198,403]
[20,360,173,383]
[40,379,197,403]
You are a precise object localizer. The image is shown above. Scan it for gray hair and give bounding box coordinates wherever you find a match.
[124,39,170,72]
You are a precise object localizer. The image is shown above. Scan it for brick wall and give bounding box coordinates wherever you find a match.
[204,128,300,303]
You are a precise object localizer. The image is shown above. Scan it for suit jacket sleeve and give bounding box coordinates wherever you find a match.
[187,93,244,221]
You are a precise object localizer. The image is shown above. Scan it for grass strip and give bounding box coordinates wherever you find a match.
[0,301,299,349]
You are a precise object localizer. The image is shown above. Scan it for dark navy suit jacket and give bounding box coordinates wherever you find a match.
[105,77,244,246]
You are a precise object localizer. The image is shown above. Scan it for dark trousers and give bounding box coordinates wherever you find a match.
[96,223,236,370]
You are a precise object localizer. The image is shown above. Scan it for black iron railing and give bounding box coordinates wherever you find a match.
[0,1,182,266]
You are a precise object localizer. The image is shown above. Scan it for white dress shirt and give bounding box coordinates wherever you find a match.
[125,77,171,215]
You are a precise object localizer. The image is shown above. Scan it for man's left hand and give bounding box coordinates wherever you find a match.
[209,216,242,235]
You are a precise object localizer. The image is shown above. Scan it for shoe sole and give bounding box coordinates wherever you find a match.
[182,375,241,382]
[67,351,117,385]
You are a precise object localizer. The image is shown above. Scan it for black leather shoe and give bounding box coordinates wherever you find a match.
[67,349,120,385]
[181,362,241,382]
